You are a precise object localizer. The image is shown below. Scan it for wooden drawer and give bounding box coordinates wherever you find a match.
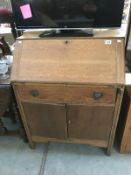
[15,84,116,105]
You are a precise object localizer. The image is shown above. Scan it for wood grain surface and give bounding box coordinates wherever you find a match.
[11,38,125,85]
[15,83,116,105]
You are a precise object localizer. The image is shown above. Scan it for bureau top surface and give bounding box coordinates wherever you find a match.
[11,38,125,85]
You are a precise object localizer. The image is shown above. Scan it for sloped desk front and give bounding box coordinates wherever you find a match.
[11,37,125,155]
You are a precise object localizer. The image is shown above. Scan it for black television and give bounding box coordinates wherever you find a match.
[11,0,125,30]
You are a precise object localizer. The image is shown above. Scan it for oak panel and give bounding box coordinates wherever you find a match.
[22,102,67,139]
[11,38,125,84]
[67,104,114,141]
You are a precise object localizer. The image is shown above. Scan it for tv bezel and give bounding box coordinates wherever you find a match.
[10,0,125,30]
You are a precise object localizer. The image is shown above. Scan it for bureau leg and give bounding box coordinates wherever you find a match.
[11,98,28,142]
[28,142,36,149]
[106,148,111,156]
[107,87,124,156]
[0,118,8,135]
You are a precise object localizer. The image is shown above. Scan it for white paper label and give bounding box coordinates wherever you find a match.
[105,40,112,45]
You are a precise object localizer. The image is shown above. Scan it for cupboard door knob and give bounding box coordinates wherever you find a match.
[30,90,39,97]
[68,120,71,125]
[92,91,103,100]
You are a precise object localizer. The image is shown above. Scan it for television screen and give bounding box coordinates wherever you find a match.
[11,0,125,29]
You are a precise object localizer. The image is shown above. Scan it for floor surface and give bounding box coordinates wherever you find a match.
[0,136,131,175]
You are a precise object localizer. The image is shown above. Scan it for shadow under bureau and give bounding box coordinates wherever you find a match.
[11,37,125,155]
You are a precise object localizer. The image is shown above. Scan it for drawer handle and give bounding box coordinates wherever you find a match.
[65,40,69,44]
[92,91,103,100]
[30,90,39,97]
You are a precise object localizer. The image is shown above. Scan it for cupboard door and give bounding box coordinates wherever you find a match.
[67,105,114,141]
[22,102,67,139]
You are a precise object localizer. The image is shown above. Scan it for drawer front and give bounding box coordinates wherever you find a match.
[15,84,116,105]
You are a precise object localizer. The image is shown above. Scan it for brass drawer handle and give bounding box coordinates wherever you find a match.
[92,91,103,100]
[65,40,69,44]
[30,90,39,97]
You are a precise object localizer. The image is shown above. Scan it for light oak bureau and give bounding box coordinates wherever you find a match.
[11,37,125,155]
